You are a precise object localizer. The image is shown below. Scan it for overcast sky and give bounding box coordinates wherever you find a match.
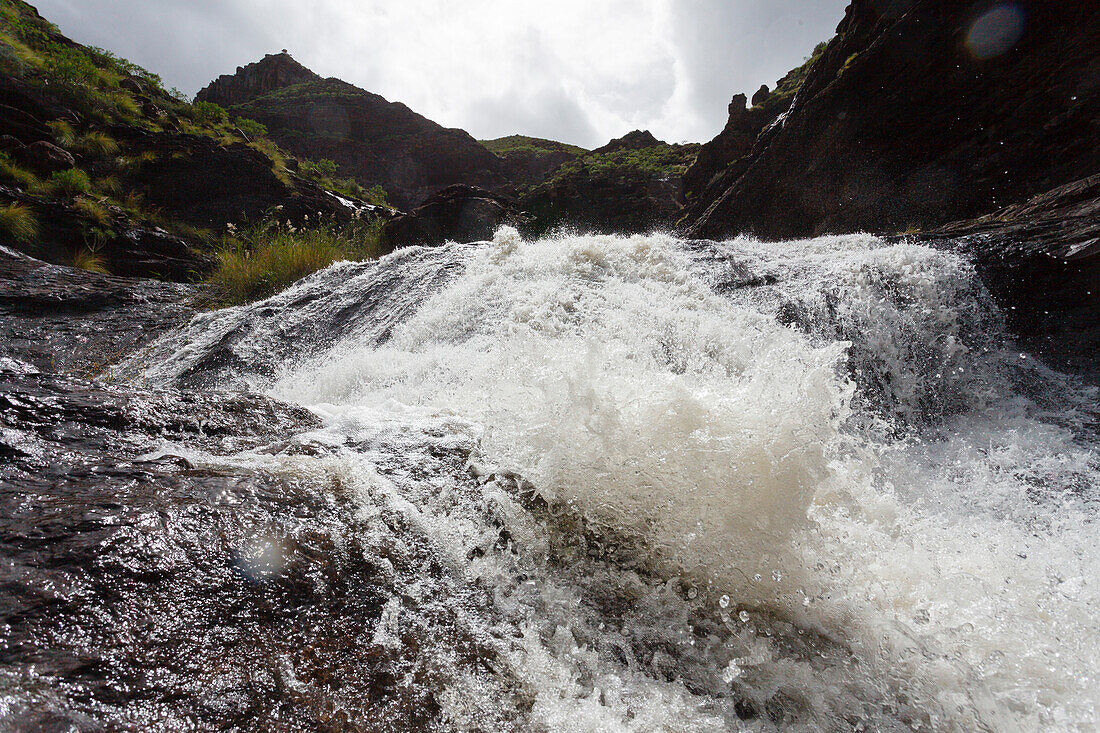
[34,0,847,148]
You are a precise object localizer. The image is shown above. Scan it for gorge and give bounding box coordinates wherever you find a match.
[1,0,1098,730]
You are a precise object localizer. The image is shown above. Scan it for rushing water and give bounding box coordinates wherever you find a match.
[87,229,1099,729]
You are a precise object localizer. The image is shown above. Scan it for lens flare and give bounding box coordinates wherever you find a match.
[966,4,1026,60]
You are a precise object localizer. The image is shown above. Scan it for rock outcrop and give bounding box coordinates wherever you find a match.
[195,52,323,109]
[383,184,524,248]
[920,174,1100,379]
[682,1,1100,240]
[197,54,507,209]
[520,131,699,236]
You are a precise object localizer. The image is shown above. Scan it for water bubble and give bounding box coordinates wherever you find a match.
[719,594,730,608]
[738,610,751,623]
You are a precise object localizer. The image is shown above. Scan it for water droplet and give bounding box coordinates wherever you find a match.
[719,594,730,608]
[738,610,751,623]
[771,570,782,582]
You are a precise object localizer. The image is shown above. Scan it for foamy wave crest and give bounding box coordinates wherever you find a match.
[276,227,853,584]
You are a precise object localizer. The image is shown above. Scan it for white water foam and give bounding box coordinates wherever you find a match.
[140,227,1099,730]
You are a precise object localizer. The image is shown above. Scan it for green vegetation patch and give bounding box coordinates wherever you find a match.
[0,202,39,241]
[547,143,700,186]
[479,135,588,158]
[208,215,387,304]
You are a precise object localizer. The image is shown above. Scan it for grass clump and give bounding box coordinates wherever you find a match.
[0,202,39,241]
[47,119,76,147]
[208,216,386,304]
[78,130,119,156]
[72,247,109,274]
[73,197,111,225]
[0,152,39,189]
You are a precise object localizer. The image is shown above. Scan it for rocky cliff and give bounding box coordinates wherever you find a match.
[197,54,507,209]
[195,52,322,108]
[682,0,1100,239]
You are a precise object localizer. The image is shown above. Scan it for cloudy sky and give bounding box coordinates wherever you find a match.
[34,0,847,148]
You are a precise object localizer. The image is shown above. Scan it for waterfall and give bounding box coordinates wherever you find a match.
[117,227,1099,731]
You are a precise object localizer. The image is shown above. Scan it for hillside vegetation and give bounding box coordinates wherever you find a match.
[0,0,389,295]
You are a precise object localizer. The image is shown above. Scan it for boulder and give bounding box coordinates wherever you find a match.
[119,77,144,96]
[751,84,771,107]
[11,141,75,175]
[383,185,522,248]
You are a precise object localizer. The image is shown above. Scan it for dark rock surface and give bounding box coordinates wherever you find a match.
[9,140,74,175]
[382,184,524,248]
[197,53,507,209]
[919,174,1100,380]
[683,0,1100,240]
[681,94,774,211]
[118,130,382,233]
[0,239,512,730]
[195,51,323,109]
[0,246,197,374]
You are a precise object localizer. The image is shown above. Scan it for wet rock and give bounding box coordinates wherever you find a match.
[919,174,1100,381]
[0,364,518,730]
[0,246,197,374]
[383,184,523,248]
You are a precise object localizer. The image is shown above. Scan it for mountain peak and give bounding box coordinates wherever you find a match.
[592,130,664,155]
[196,52,322,107]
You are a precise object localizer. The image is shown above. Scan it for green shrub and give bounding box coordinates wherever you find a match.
[208,217,386,304]
[48,168,92,196]
[234,116,268,138]
[364,184,389,207]
[46,47,101,85]
[193,100,228,124]
[0,203,39,241]
[303,158,338,177]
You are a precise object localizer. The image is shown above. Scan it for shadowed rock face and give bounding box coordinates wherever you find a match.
[197,54,506,210]
[195,52,323,109]
[682,0,1100,240]
[383,185,524,249]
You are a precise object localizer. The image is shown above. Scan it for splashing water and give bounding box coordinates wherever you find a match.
[129,228,1100,731]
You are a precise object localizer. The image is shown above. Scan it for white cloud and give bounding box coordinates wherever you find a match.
[34,0,848,148]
